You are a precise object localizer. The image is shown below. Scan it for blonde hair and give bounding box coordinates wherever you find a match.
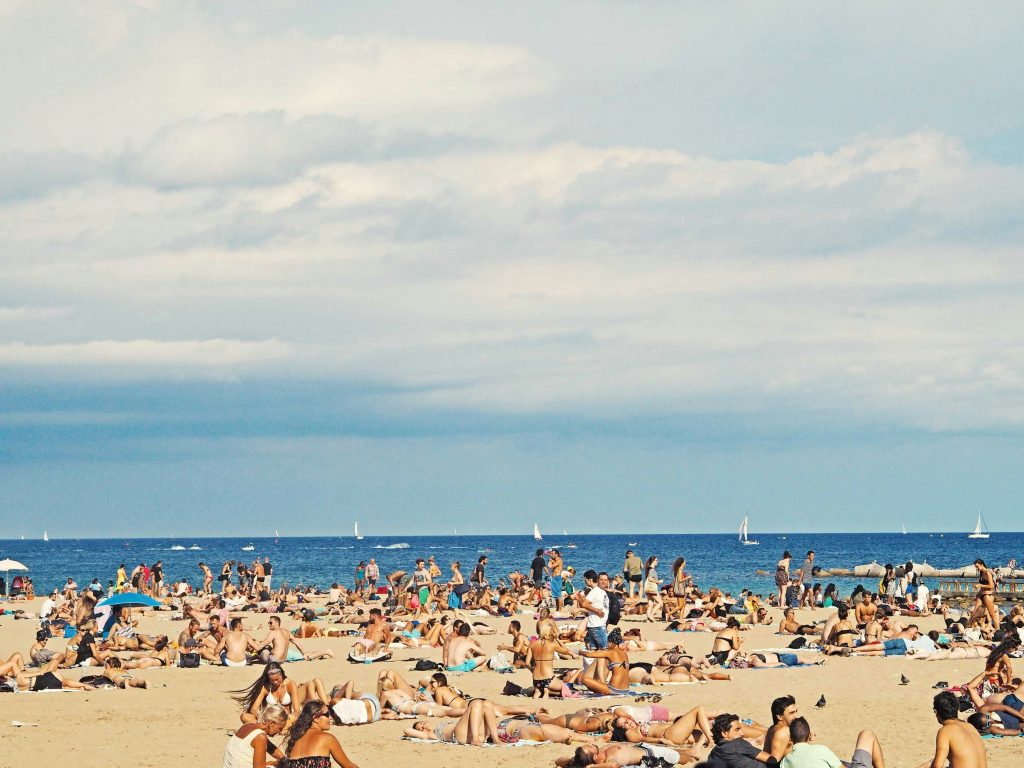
[541,623,557,641]
[258,704,288,725]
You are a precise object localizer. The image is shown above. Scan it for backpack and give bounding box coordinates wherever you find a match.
[607,592,623,626]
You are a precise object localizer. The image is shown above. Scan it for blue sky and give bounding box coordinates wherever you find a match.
[2,1,1023,537]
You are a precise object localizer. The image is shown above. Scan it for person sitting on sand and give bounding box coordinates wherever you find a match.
[526,623,578,698]
[847,625,929,657]
[217,618,259,666]
[579,628,633,695]
[823,604,860,654]
[778,609,817,636]
[258,615,334,663]
[924,692,987,768]
[285,700,360,768]
[707,617,743,666]
[223,704,288,768]
[781,716,885,768]
[445,622,487,672]
[236,662,329,724]
[765,695,799,761]
[350,608,391,659]
[29,629,59,667]
[497,620,530,668]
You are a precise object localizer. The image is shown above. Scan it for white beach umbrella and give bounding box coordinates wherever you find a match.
[0,559,27,596]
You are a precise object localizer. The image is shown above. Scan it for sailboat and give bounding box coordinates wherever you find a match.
[533,523,542,541]
[354,521,364,540]
[968,513,990,539]
[901,524,907,535]
[43,530,49,542]
[738,515,759,545]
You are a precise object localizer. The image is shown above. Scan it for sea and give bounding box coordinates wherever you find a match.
[2,532,1021,598]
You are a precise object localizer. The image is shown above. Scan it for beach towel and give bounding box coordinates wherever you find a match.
[347,649,392,664]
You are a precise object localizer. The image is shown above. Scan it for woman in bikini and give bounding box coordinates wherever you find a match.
[621,629,680,653]
[643,557,663,622]
[707,617,742,666]
[579,629,633,696]
[610,704,714,748]
[377,669,465,717]
[286,700,360,767]
[823,604,860,655]
[526,623,577,698]
[775,551,792,607]
[972,559,1000,628]
[120,636,175,669]
[80,657,150,689]
[406,699,590,746]
[236,663,329,724]
[539,708,618,734]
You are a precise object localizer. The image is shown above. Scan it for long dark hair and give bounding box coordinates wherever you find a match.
[986,634,1021,670]
[287,700,325,754]
[233,662,287,712]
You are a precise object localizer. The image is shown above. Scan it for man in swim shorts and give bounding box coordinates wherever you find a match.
[445,623,486,672]
[216,617,257,666]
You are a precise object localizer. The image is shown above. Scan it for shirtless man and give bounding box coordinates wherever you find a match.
[258,615,333,663]
[497,620,530,668]
[778,608,817,636]
[351,607,392,657]
[765,695,799,761]
[856,593,878,627]
[921,692,987,768]
[446,622,487,672]
[216,617,258,666]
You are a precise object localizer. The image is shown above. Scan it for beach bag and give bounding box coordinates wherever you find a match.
[413,659,442,671]
[788,637,808,649]
[454,583,473,596]
[178,652,201,668]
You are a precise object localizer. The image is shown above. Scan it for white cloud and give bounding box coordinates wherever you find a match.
[0,339,292,370]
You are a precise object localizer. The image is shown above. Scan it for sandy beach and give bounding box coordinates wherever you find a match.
[1,598,1020,768]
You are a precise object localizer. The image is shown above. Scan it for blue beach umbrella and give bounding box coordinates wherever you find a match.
[97,593,162,608]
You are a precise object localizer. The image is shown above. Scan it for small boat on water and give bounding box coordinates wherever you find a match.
[189,545,202,550]
[241,544,255,552]
[533,523,542,541]
[43,530,49,542]
[739,515,759,545]
[170,545,186,551]
[354,521,364,541]
[968,513,990,539]
[901,524,907,535]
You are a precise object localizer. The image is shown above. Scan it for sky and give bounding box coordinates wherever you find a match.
[2,1,1023,537]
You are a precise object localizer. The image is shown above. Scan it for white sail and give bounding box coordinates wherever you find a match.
[901,524,907,535]
[275,529,280,538]
[738,515,759,545]
[969,512,990,539]
[533,523,542,541]
[43,530,48,542]
[354,521,363,540]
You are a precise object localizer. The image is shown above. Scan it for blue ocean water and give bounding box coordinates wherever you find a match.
[2,532,1021,598]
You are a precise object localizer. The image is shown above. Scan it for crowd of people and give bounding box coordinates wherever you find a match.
[2,544,1020,768]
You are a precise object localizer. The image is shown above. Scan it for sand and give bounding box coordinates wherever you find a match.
[1,599,1021,768]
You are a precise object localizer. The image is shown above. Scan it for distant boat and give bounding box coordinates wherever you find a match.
[170,545,186,551]
[628,542,637,546]
[275,529,280,538]
[189,545,202,550]
[969,513,990,539]
[354,521,364,541]
[901,524,907,535]
[241,544,255,552]
[533,523,542,541]
[43,530,49,542]
[566,542,578,549]
[739,515,759,545]
[563,528,568,536]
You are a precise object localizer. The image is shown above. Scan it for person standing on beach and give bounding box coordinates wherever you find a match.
[775,551,792,607]
[924,692,987,768]
[530,548,547,586]
[365,558,379,593]
[115,563,127,593]
[548,548,564,610]
[798,552,815,609]
[623,550,643,599]
[577,570,610,655]
[471,555,488,588]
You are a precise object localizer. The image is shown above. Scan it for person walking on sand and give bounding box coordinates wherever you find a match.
[623,550,643,599]
[798,551,815,609]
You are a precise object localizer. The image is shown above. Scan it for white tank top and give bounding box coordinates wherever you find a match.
[222,729,261,768]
